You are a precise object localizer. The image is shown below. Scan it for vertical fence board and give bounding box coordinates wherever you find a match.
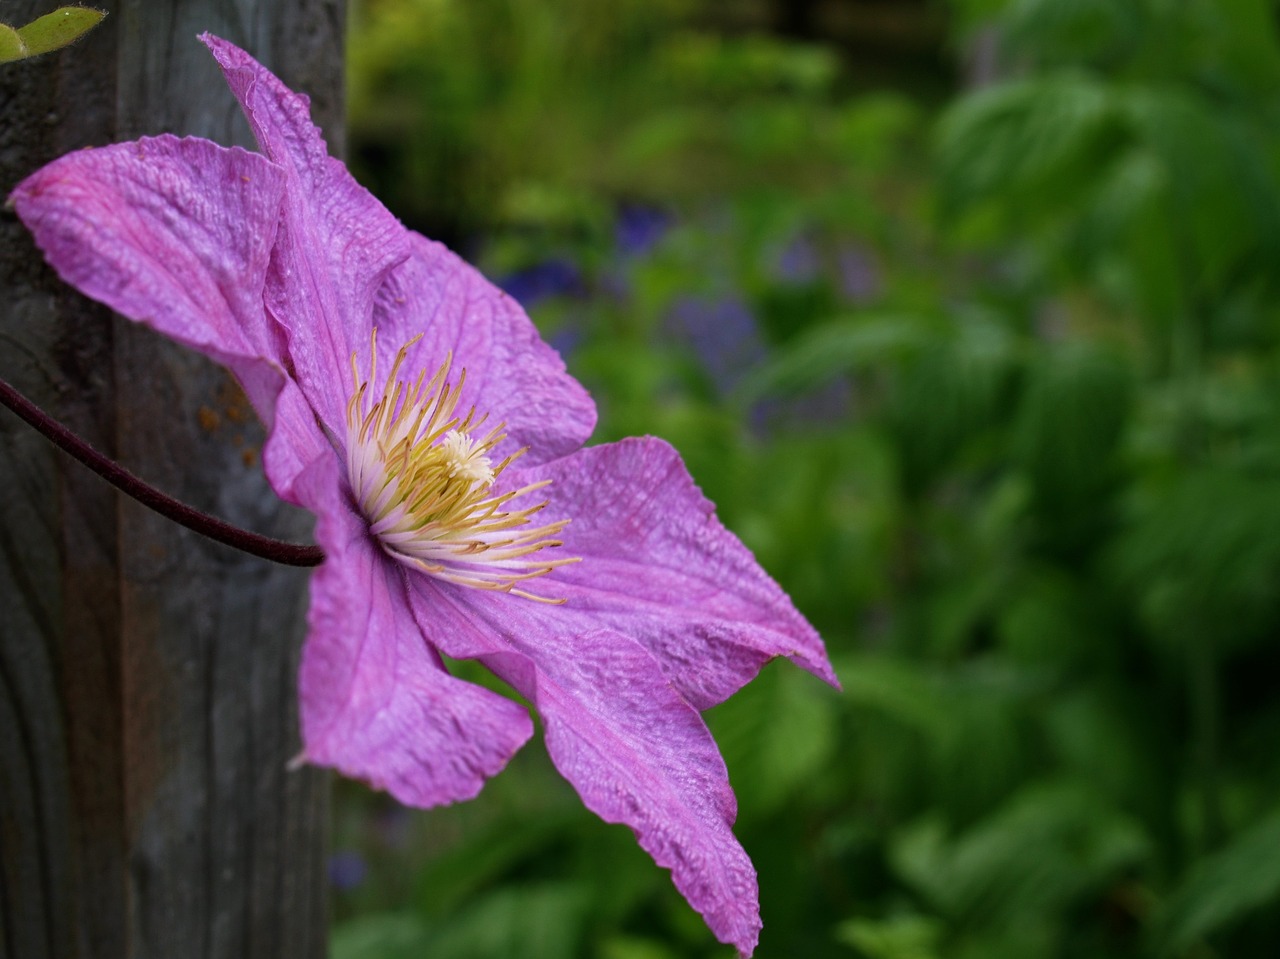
[0,2,343,956]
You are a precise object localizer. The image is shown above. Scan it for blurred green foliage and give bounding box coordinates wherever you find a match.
[335,0,1280,956]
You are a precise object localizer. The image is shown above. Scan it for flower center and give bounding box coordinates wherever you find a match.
[345,332,575,603]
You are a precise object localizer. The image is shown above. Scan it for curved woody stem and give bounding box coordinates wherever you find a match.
[0,376,324,567]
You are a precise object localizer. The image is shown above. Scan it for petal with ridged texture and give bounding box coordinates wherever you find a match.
[366,233,597,466]
[202,33,410,437]
[507,437,838,709]
[295,456,533,807]
[11,135,288,421]
[409,579,762,957]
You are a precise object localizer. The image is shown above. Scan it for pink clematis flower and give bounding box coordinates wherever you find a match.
[11,34,837,956]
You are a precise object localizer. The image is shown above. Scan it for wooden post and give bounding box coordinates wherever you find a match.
[0,2,341,956]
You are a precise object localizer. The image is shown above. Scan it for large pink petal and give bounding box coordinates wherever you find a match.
[409,580,761,957]
[512,437,839,709]
[369,233,597,465]
[260,378,333,503]
[11,135,288,421]
[295,456,533,807]
[202,34,409,436]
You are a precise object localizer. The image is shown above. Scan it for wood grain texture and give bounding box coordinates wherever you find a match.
[0,2,342,956]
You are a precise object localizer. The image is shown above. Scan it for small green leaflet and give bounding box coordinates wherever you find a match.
[0,7,105,64]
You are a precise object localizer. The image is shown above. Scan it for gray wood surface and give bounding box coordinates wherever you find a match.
[0,2,342,956]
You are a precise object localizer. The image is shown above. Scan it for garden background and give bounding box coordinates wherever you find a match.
[331,1,1280,957]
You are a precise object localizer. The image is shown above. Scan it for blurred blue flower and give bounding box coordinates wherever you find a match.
[615,203,670,257]
[666,294,768,396]
[773,234,822,283]
[374,801,413,850]
[495,257,585,361]
[497,256,582,308]
[547,325,584,360]
[754,377,854,434]
[665,286,854,432]
[838,242,882,303]
[328,850,368,892]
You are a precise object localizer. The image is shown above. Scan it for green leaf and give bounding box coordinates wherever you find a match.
[936,73,1120,226]
[597,935,683,959]
[334,885,592,959]
[413,812,580,918]
[428,882,590,959]
[0,24,25,62]
[1113,468,1280,651]
[1155,808,1280,953]
[1069,146,1184,323]
[706,661,839,815]
[836,913,943,959]
[0,7,104,62]
[891,780,1149,926]
[1015,343,1133,552]
[331,913,431,959]
[836,654,951,738]
[886,318,1018,494]
[735,312,936,404]
[1003,0,1141,67]
[1118,87,1280,292]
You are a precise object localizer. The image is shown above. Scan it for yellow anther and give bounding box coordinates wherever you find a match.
[345,332,578,602]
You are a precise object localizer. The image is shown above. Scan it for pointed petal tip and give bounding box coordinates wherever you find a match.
[520,437,839,707]
[797,648,841,691]
[198,34,262,101]
[197,31,233,56]
[197,31,236,64]
[199,33,284,99]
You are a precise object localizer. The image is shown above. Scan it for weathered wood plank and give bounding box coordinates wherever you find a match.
[1,2,342,956]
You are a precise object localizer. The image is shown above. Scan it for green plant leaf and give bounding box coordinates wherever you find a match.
[706,660,839,815]
[734,312,936,404]
[413,812,580,919]
[1003,0,1141,67]
[0,24,25,62]
[831,653,951,739]
[891,780,1149,925]
[836,913,943,959]
[331,913,431,959]
[598,936,683,959]
[1112,468,1280,651]
[1154,808,1280,953]
[936,73,1120,226]
[0,7,104,62]
[428,882,590,959]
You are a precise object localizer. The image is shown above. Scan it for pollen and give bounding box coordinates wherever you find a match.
[344,331,577,603]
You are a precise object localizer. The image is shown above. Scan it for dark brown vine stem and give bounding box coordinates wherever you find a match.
[0,375,325,567]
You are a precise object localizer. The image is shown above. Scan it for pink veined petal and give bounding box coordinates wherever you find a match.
[294,455,533,807]
[10,135,289,422]
[409,580,762,957]
[507,436,840,710]
[201,33,410,438]
[372,233,597,466]
[260,378,333,504]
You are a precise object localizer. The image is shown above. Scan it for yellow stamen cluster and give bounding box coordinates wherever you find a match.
[345,332,576,602]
